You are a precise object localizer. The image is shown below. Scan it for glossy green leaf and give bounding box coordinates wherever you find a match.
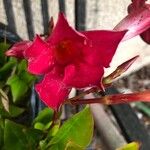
[48,107,94,150]
[7,75,28,103]
[116,141,140,150]
[65,141,84,150]
[4,120,42,150]
[33,107,54,125]
[34,122,45,130]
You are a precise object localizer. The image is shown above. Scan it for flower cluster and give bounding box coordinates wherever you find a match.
[6,0,150,110]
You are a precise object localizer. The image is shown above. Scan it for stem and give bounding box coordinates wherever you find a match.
[66,90,150,105]
[49,110,58,129]
[66,87,99,102]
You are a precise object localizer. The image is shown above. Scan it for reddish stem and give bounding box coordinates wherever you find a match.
[50,110,58,129]
[66,87,99,102]
[67,90,150,105]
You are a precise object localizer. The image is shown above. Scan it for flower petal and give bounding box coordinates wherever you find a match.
[24,35,49,59]
[24,35,54,75]
[140,28,150,44]
[47,13,86,44]
[63,63,104,88]
[114,4,150,41]
[35,72,71,110]
[127,0,150,44]
[81,30,127,67]
[27,52,54,75]
[128,0,146,12]
[5,41,31,58]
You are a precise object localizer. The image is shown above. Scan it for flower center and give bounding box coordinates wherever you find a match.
[54,40,81,65]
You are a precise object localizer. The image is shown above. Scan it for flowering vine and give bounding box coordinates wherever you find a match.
[5,0,150,113]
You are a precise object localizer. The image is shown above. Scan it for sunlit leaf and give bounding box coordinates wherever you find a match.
[48,107,94,150]
[116,141,140,150]
[33,107,54,125]
[65,141,84,150]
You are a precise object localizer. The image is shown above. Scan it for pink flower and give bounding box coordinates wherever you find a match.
[128,0,150,44]
[6,13,126,110]
[114,0,150,42]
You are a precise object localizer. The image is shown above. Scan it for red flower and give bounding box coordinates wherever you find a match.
[114,0,150,42]
[5,41,31,58]
[6,13,126,110]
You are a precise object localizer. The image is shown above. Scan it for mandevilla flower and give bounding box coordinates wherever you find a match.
[128,0,150,44]
[6,13,127,110]
[114,0,150,42]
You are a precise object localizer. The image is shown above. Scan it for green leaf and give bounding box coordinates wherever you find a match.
[0,105,24,118]
[4,120,42,150]
[34,122,45,130]
[48,107,94,150]
[19,71,35,86]
[0,124,4,147]
[8,105,24,117]
[24,128,43,149]
[18,60,35,82]
[4,119,28,150]
[0,58,17,73]
[48,123,60,137]
[116,141,140,150]
[17,60,27,73]
[65,141,84,150]
[33,108,54,125]
[7,75,28,103]
[0,42,10,51]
